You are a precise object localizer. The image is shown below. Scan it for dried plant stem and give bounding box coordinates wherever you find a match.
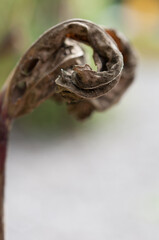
[0,19,137,239]
[0,96,10,240]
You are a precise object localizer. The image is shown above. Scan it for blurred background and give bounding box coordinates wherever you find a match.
[0,0,159,239]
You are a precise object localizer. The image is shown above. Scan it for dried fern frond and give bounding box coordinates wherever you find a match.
[1,19,137,120]
[0,19,137,240]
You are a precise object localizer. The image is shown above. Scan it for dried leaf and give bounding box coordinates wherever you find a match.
[1,19,137,120]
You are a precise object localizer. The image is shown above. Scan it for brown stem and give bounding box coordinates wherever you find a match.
[0,95,10,240]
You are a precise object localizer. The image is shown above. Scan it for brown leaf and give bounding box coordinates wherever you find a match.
[1,19,137,120]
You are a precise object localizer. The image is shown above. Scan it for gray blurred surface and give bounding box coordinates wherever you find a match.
[6,58,159,240]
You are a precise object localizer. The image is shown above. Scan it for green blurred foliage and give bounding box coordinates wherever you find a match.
[0,0,62,88]
[67,0,110,21]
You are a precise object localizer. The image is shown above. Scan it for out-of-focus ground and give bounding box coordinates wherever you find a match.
[5,57,159,240]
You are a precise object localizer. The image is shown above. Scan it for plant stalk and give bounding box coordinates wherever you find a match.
[0,95,10,240]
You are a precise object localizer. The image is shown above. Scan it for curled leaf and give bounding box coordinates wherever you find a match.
[88,28,137,114]
[1,19,137,120]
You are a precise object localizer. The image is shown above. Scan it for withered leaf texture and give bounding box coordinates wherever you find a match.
[0,19,137,240]
[1,19,137,120]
